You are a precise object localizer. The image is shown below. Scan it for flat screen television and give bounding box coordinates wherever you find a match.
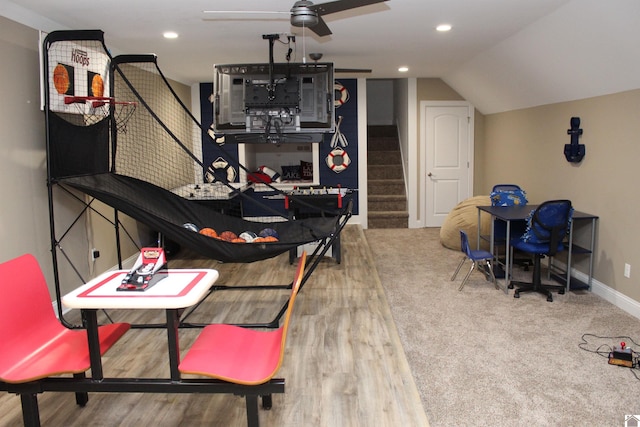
[213,62,334,143]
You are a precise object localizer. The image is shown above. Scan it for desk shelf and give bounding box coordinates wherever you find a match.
[549,213,599,291]
[549,272,590,291]
[565,243,592,255]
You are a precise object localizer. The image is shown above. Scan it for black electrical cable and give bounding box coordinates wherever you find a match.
[579,333,640,380]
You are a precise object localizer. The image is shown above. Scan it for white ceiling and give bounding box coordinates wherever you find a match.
[2,0,640,114]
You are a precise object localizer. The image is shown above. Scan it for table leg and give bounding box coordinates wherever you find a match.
[477,209,481,250]
[566,221,574,292]
[81,309,103,380]
[588,218,597,290]
[489,215,497,261]
[166,309,181,381]
[505,220,511,289]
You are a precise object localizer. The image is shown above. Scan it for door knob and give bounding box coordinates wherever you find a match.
[427,172,434,177]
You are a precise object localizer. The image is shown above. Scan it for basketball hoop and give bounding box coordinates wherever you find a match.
[64,96,137,133]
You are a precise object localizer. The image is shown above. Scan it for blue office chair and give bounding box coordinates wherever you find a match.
[490,184,528,240]
[510,200,573,302]
[451,230,498,291]
[490,184,526,204]
[490,184,529,275]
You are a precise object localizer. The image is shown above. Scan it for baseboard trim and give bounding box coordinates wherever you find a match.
[570,267,640,320]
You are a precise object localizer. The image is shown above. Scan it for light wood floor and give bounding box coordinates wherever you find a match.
[0,225,429,427]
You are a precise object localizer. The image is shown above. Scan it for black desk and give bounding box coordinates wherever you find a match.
[477,205,598,292]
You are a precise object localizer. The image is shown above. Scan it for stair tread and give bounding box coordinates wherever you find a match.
[368,194,407,200]
[368,126,407,228]
[369,178,404,183]
[368,211,410,217]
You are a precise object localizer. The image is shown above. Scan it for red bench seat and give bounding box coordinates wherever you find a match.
[0,254,129,425]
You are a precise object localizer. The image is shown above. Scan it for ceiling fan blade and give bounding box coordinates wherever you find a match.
[309,16,332,36]
[311,0,389,16]
[202,10,289,15]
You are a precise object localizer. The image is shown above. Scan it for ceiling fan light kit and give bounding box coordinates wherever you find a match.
[291,1,320,27]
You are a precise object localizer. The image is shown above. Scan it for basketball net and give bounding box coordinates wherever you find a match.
[65,96,136,133]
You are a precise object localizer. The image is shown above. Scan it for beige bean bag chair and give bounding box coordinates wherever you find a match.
[440,195,492,251]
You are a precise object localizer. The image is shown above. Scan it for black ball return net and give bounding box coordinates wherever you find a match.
[44,30,351,328]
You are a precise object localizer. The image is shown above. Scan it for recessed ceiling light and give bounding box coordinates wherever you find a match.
[163,32,179,39]
[398,66,409,72]
[436,24,452,32]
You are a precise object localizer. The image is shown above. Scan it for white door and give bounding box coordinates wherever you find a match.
[424,103,473,227]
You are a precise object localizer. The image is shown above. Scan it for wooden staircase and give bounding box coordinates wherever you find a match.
[367,125,409,228]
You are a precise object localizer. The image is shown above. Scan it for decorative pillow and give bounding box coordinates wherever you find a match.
[300,160,313,180]
[281,165,301,181]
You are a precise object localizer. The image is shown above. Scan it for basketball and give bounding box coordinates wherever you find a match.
[53,64,70,94]
[254,236,278,243]
[239,231,257,243]
[182,222,199,232]
[258,228,279,239]
[91,74,104,97]
[198,227,217,238]
[219,231,238,241]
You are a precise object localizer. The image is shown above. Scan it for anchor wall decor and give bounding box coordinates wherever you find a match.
[564,116,585,163]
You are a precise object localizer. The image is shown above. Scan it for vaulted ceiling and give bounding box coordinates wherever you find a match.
[2,0,639,114]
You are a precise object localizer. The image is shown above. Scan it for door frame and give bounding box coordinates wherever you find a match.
[419,100,474,228]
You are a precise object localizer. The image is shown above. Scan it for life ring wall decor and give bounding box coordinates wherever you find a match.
[334,81,349,108]
[205,156,236,183]
[326,147,351,173]
[207,128,226,145]
[326,115,350,173]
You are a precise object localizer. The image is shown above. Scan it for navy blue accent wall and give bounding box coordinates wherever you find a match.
[320,79,359,215]
[198,79,359,216]
[199,82,239,180]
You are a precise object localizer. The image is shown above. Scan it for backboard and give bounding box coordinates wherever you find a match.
[46,36,111,115]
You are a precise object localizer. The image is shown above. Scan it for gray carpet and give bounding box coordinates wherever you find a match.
[365,227,640,427]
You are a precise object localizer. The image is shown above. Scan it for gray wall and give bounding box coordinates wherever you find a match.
[482,91,640,299]
[0,17,161,299]
[0,17,59,289]
[367,79,395,125]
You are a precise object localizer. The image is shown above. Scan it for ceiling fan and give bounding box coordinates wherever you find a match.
[204,0,390,37]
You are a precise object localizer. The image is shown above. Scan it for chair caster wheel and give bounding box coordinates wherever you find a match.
[508,283,514,289]
[514,291,520,298]
[559,288,565,295]
[547,295,553,302]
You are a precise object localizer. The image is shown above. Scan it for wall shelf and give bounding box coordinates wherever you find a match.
[237,142,320,188]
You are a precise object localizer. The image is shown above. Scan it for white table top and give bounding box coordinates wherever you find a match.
[62,269,219,310]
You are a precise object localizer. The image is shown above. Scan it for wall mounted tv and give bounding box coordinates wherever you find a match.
[213,62,335,143]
